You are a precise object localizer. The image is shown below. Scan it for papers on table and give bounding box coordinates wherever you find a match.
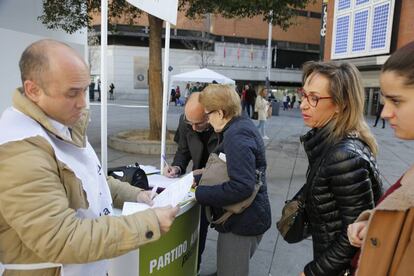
[122,172,195,215]
[122,202,149,216]
[140,165,160,175]
[153,172,194,207]
[147,174,179,189]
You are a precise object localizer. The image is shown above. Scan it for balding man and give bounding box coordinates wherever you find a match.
[164,92,219,274]
[0,39,178,276]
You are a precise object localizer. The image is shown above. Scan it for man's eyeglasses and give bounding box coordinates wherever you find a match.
[183,115,207,127]
[298,88,332,108]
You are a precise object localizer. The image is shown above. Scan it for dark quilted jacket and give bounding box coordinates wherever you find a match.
[301,127,383,276]
[195,116,272,236]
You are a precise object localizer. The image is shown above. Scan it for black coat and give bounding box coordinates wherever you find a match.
[301,127,383,276]
[245,88,256,104]
[195,116,272,236]
[172,114,219,174]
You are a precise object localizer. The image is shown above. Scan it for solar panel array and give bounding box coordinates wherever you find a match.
[352,10,369,52]
[356,0,369,5]
[332,0,395,59]
[335,16,350,54]
[338,0,351,10]
[371,3,390,49]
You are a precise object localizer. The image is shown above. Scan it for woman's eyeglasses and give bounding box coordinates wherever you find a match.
[298,88,332,107]
[205,110,217,117]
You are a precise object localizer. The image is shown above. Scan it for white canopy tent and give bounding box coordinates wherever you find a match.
[171,68,235,85]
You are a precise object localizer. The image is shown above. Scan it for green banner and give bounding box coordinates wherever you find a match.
[139,204,200,276]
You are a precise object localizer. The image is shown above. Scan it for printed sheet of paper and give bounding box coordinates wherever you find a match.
[153,172,194,207]
[121,173,195,215]
[147,174,179,188]
[140,165,160,175]
[122,202,150,216]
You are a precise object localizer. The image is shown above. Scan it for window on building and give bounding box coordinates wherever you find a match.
[331,0,395,59]
[310,12,322,19]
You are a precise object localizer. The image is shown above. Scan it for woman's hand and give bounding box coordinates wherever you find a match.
[192,168,205,176]
[299,272,305,276]
[347,221,368,247]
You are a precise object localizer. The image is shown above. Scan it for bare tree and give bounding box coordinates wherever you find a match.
[180,14,215,68]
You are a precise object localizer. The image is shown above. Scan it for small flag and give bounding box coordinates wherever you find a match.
[223,43,226,59]
[250,44,254,61]
[237,44,241,61]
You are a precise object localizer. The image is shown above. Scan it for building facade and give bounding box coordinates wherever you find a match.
[90,1,323,100]
[0,0,87,114]
[323,0,414,115]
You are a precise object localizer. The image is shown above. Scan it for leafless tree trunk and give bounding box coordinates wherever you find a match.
[148,14,163,140]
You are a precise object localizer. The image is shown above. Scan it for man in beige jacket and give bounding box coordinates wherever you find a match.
[0,39,179,275]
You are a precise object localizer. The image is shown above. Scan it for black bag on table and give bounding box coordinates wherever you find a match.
[108,162,149,190]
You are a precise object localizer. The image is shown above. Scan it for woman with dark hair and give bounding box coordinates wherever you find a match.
[347,41,414,276]
[297,61,383,276]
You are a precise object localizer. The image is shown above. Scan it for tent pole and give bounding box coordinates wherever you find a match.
[100,0,108,175]
[160,22,171,173]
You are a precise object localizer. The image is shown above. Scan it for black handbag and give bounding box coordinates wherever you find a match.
[252,111,259,120]
[276,145,331,243]
[276,186,310,243]
[108,162,149,190]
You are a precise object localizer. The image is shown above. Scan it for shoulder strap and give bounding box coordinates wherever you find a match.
[301,144,333,200]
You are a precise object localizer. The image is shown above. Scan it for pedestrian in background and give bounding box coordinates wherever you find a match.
[241,84,247,115]
[109,82,115,100]
[244,84,256,118]
[175,85,183,106]
[298,61,383,276]
[97,78,101,101]
[347,41,414,276]
[184,83,190,104]
[373,94,385,128]
[170,87,176,104]
[255,88,270,139]
[290,94,296,109]
[282,93,288,110]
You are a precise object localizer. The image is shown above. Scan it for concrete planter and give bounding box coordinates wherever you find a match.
[109,129,177,155]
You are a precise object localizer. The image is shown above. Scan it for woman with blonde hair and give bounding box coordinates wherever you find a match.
[347,41,414,276]
[296,61,383,276]
[255,88,270,139]
[195,84,271,276]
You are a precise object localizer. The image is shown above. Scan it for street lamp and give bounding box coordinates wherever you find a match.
[266,11,273,91]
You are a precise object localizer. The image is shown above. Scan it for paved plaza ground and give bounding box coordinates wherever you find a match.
[88,99,414,276]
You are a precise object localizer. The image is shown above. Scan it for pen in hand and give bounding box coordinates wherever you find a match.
[150,185,158,200]
[162,154,170,169]
[162,155,180,178]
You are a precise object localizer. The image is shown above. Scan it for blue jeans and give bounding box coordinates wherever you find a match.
[257,120,266,136]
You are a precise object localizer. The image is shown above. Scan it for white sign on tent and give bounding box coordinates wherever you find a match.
[126,0,178,25]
